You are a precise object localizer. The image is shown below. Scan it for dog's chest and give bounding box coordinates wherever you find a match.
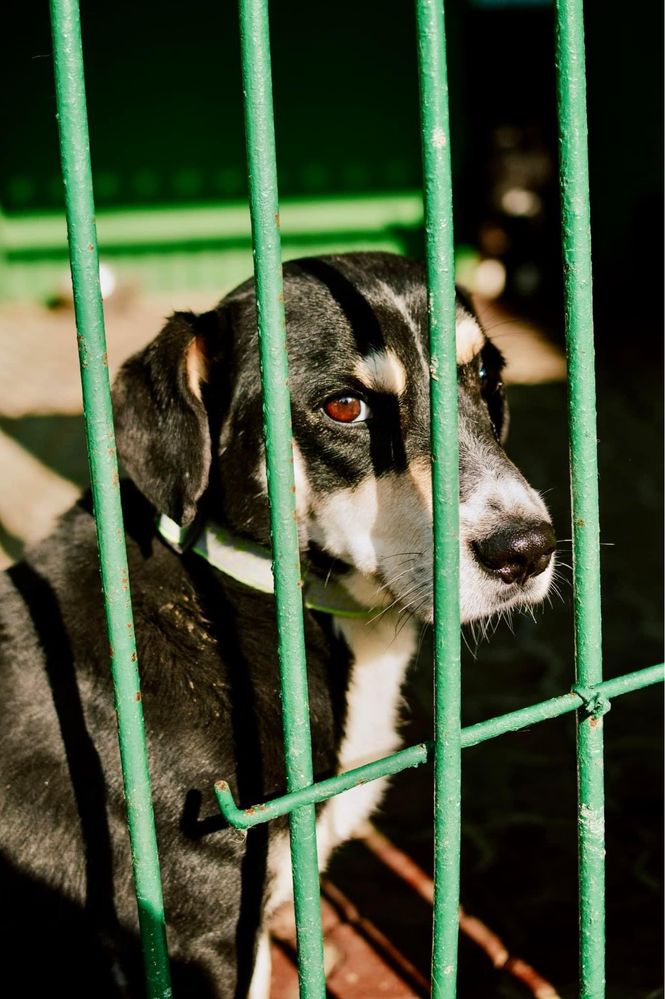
[321,612,416,848]
[267,612,416,914]
[333,613,415,773]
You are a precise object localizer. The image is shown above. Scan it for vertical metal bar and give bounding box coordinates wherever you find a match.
[415,2,462,996]
[48,3,172,996]
[555,1,606,996]
[238,1,326,996]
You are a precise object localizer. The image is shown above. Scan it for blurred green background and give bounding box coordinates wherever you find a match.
[2,0,662,341]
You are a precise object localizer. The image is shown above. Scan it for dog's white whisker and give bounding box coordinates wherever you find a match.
[380,551,422,560]
[366,584,418,626]
[461,627,479,660]
[557,540,614,548]
[383,566,419,591]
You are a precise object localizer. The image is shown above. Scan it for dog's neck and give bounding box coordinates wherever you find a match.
[157,514,377,620]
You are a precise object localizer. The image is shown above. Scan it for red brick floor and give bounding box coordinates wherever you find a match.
[270,882,427,999]
[268,827,560,999]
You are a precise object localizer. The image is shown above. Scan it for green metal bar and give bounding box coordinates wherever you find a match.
[579,663,663,700]
[415,1,462,995]
[462,663,663,746]
[238,1,326,996]
[48,2,171,996]
[555,1,606,995]
[216,664,664,829]
[216,742,432,830]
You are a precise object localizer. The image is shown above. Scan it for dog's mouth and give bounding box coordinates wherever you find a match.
[459,542,556,626]
[307,476,556,629]
[366,535,556,628]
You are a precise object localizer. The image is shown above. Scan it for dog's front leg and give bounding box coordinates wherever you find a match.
[247,930,271,999]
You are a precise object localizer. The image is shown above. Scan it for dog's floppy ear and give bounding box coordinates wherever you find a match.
[113,310,220,526]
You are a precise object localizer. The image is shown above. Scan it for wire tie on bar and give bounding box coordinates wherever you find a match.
[572,684,612,720]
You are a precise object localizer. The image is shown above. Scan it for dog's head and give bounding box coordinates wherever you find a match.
[113,252,554,624]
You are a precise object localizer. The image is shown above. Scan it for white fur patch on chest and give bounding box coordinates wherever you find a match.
[333,613,416,774]
[266,612,416,915]
[318,612,415,857]
[317,611,416,866]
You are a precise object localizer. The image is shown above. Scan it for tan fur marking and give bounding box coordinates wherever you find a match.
[292,443,311,519]
[355,349,407,395]
[408,457,433,514]
[456,315,484,366]
[185,337,208,401]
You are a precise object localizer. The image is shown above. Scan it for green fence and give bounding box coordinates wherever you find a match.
[48,0,663,997]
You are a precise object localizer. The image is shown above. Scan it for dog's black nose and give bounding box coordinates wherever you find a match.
[473,521,555,585]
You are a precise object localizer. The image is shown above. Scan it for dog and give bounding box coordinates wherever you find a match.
[0,252,555,997]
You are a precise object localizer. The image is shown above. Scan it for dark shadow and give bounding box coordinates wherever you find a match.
[0,518,24,564]
[7,561,119,933]
[0,413,88,489]
[180,788,228,840]
[0,852,135,998]
[0,852,218,997]
[321,875,430,997]
[179,554,269,999]
[295,257,387,356]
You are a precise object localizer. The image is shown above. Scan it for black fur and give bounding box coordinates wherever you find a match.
[0,485,350,996]
[0,252,541,997]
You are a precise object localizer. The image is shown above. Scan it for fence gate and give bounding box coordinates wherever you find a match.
[48,0,663,996]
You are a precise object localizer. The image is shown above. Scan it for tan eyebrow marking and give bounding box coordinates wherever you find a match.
[456,314,484,366]
[354,349,407,395]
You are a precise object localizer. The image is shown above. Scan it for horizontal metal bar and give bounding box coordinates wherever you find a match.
[460,663,663,748]
[215,663,664,829]
[216,742,431,830]
[583,664,663,700]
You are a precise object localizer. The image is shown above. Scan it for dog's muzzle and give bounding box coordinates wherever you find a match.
[472,520,555,586]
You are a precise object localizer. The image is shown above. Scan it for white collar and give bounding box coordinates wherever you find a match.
[157,514,375,619]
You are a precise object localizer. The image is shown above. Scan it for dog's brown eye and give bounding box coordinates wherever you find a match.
[323,395,370,424]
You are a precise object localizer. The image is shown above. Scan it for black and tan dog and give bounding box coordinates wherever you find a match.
[0,252,555,997]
